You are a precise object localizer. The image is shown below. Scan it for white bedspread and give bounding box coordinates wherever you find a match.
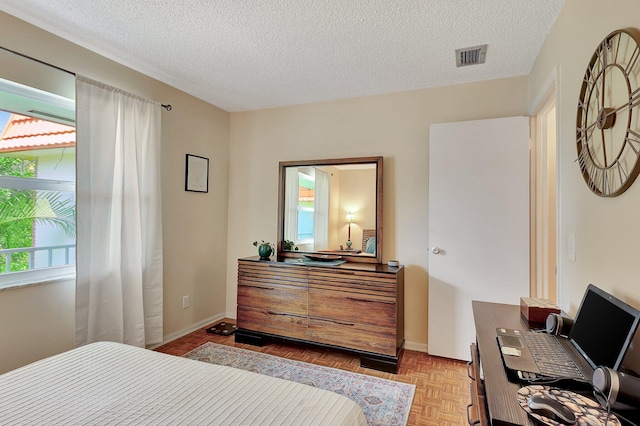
[0,341,367,425]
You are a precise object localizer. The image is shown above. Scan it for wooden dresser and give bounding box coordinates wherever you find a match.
[235,256,405,372]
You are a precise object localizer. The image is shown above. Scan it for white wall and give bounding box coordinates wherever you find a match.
[0,12,230,373]
[528,0,640,372]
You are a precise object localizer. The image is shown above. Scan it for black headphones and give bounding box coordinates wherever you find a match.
[545,313,574,337]
[592,366,640,409]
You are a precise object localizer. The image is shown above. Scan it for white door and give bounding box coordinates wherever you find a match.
[428,116,530,361]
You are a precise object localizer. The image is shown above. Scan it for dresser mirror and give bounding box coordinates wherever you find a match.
[277,156,382,264]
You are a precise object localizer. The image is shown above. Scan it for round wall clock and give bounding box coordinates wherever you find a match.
[576,28,640,197]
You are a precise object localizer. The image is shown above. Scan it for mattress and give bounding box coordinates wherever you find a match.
[0,341,366,425]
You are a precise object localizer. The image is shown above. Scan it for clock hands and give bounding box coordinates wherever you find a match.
[602,88,640,117]
[600,47,608,166]
[601,42,607,111]
[579,88,640,135]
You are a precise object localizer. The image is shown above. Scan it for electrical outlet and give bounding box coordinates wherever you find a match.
[182,295,189,309]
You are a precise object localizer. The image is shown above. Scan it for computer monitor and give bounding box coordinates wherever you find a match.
[570,284,640,370]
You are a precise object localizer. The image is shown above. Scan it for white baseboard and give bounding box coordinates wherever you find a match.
[147,314,225,350]
[404,340,428,353]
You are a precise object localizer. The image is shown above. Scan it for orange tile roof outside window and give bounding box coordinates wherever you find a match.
[298,186,314,202]
[0,113,75,153]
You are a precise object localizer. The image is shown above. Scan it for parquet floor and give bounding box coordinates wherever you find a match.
[155,320,471,425]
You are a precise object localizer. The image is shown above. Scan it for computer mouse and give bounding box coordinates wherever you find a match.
[527,394,576,424]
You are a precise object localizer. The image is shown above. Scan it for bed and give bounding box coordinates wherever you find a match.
[362,229,376,254]
[0,341,367,425]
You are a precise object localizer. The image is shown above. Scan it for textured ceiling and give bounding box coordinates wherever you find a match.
[0,1,565,112]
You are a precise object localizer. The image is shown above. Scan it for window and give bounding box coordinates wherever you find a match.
[296,172,315,243]
[283,166,330,250]
[0,77,75,289]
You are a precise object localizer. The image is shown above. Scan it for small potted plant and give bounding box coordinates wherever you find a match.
[253,240,275,260]
[282,240,298,251]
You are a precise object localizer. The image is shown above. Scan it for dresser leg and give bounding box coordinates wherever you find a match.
[360,354,399,374]
[235,329,265,346]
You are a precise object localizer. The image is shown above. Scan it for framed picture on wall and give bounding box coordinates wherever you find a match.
[185,154,209,193]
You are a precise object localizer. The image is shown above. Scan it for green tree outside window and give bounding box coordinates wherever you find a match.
[0,157,75,273]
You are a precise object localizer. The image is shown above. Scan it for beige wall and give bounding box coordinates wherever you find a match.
[528,0,640,371]
[337,168,376,250]
[227,0,640,355]
[6,0,640,369]
[0,12,230,373]
[0,280,75,371]
[227,78,529,349]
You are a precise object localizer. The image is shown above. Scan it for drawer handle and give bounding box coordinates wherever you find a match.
[467,360,476,381]
[313,317,355,326]
[346,297,395,305]
[321,270,355,275]
[266,311,306,320]
[466,403,480,425]
[254,286,276,291]
[331,319,355,326]
[266,310,288,316]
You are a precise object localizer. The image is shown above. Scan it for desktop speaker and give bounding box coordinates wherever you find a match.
[592,366,640,409]
[545,313,574,337]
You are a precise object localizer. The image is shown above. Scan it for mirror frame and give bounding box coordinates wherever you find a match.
[277,156,383,264]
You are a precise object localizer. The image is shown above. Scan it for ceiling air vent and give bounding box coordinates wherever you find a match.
[455,44,487,67]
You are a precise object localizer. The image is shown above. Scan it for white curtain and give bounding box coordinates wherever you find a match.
[284,167,299,241]
[313,168,329,250]
[75,76,163,348]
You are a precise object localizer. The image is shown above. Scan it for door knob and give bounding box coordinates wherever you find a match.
[431,247,441,254]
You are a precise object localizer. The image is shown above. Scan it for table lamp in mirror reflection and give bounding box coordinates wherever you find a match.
[345,211,354,248]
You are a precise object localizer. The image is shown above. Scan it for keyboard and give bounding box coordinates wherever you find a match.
[521,331,585,380]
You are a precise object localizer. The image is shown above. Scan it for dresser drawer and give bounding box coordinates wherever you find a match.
[238,283,308,316]
[237,260,309,340]
[309,268,397,298]
[309,288,396,329]
[308,317,396,355]
[238,260,308,288]
[238,305,308,340]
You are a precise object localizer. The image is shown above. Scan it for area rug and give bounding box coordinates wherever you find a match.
[183,342,415,426]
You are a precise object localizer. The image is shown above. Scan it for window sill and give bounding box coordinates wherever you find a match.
[0,267,76,291]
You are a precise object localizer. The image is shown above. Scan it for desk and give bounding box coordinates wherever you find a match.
[471,301,640,426]
[471,301,535,426]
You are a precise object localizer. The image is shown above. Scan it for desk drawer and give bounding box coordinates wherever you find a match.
[468,343,488,426]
